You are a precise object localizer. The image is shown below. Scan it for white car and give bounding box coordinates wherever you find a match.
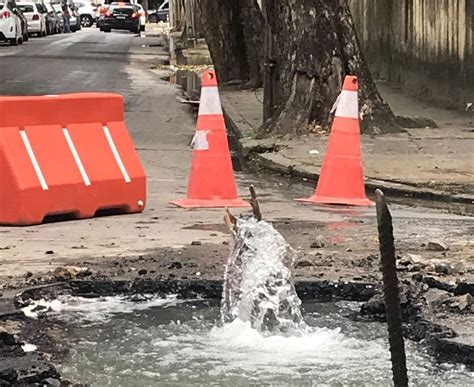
[17,1,46,36]
[0,0,23,45]
[74,0,96,27]
[135,3,145,31]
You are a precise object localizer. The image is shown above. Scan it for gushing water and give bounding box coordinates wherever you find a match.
[20,218,474,385]
[221,217,305,335]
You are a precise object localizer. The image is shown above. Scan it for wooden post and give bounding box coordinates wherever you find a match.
[375,189,408,387]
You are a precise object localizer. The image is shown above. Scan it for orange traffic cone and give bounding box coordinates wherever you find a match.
[170,70,250,208]
[297,75,373,206]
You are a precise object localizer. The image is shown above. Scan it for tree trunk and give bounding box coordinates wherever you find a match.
[265,0,400,134]
[196,0,264,87]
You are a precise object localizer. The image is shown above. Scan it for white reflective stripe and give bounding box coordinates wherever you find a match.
[335,90,359,119]
[62,128,91,186]
[20,131,48,191]
[103,126,131,183]
[198,86,223,115]
[191,130,209,150]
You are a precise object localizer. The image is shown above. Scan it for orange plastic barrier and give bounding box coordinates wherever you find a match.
[297,76,373,206]
[170,70,249,208]
[0,93,146,226]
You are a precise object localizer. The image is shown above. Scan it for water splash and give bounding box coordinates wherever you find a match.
[221,216,305,335]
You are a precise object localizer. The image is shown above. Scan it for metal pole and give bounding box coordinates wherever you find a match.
[375,189,408,387]
[169,0,175,30]
[262,0,275,123]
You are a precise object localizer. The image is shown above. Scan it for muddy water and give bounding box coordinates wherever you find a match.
[52,296,473,386]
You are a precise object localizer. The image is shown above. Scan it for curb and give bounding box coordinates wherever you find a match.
[173,69,473,212]
[221,99,474,213]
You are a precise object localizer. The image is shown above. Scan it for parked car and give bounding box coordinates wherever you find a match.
[96,0,130,28]
[135,3,145,31]
[74,0,96,27]
[17,1,46,36]
[0,0,23,45]
[69,2,81,32]
[51,2,64,32]
[42,0,60,34]
[147,0,167,23]
[12,1,28,42]
[37,1,55,35]
[99,2,139,33]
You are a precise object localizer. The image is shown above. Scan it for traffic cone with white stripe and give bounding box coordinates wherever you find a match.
[170,70,250,208]
[296,75,373,206]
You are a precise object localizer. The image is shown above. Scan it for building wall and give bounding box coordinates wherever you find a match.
[348,0,474,109]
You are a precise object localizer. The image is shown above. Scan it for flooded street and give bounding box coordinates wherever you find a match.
[48,297,472,386]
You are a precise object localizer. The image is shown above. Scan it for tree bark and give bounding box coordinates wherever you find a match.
[265,0,400,134]
[196,0,264,87]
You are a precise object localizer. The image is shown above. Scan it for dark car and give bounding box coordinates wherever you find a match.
[99,2,139,33]
[96,0,129,28]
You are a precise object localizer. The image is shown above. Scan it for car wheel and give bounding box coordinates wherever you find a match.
[148,14,158,23]
[9,36,18,46]
[81,15,93,27]
[104,28,111,33]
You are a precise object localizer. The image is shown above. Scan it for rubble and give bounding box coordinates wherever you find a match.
[53,267,92,281]
[310,236,325,248]
[434,263,454,275]
[427,240,448,252]
[449,294,473,312]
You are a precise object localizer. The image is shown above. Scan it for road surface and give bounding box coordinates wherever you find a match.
[0,29,472,284]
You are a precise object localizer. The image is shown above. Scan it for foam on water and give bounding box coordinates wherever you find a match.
[22,294,186,322]
[155,318,389,381]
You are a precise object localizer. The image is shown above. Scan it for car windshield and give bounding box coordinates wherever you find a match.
[18,4,34,12]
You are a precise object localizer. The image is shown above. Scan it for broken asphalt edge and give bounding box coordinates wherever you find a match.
[221,95,474,213]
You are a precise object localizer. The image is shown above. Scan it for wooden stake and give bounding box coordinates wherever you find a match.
[249,185,262,221]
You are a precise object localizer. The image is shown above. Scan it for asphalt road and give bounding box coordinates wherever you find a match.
[0,28,342,275]
[0,29,472,284]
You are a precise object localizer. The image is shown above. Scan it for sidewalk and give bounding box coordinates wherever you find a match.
[221,85,474,209]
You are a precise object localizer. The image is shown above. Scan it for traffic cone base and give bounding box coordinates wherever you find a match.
[296,196,373,206]
[170,198,250,208]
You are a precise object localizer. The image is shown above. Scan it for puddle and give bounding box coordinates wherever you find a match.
[49,296,473,386]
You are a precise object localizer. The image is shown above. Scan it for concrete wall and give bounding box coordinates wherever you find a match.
[348,0,473,109]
